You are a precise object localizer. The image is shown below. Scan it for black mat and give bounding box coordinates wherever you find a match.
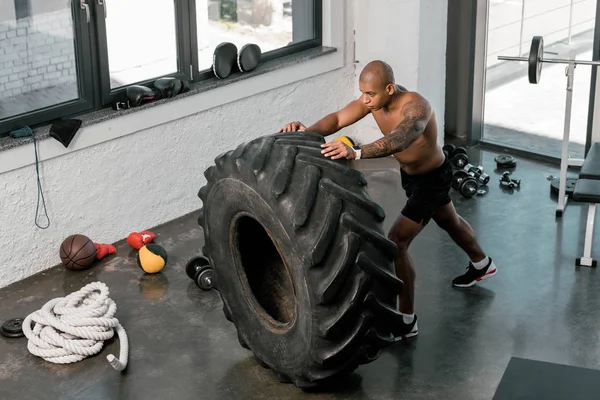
[493,357,600,400]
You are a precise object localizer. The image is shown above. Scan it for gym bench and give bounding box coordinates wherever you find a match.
[573,143,600,267]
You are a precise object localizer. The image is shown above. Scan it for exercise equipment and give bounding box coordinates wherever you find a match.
[500,171,521,189]
[571,145,600,267]
[22,281,129,371]
[237,43,262,73]
[213,42,238,79]
[94,242,116,260]
[113,77,189,110]
[127,230,156,250]
[154,77,190,98]
[494,154,517,169]
[499,35,600,84]
[185,256,214,290]
[443,144,455,158]
[59,234,97,271]
[498,35,600,216]
[452,170,479,197]
[550,176,577,197]
[137,244,168,274]
[573,179,600,267]
[1,318,24,338]
[445,146,469,169]
[196,131,402,389]
[124,85,158,107]
[463,164,490,185]
[335,135,355,147]
[11,125,50,229]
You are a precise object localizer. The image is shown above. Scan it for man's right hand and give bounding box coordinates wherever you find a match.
[279,121,307,132]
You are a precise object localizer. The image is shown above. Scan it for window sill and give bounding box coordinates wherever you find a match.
[0,45,341,174]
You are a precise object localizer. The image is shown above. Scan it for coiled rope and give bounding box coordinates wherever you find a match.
[22,281,129,371]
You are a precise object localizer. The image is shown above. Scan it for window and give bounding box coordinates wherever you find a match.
[0,0,322,136]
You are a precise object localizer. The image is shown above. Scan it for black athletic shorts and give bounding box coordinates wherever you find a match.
[400,157,453,225]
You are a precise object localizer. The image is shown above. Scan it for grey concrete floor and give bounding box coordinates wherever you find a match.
[1,150,600,399]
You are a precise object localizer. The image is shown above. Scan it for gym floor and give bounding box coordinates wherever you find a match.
[1,147,599,400]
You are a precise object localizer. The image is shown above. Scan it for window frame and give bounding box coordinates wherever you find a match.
[0,0,324,136]
[189,0,323,83]
[0,1,97,135]
[92,0,193,106]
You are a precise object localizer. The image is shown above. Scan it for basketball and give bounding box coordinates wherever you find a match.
[59,234,97,271]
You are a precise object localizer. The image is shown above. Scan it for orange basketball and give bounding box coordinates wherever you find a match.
[59,234,97,271]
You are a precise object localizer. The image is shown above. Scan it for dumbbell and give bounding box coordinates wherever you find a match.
[452,170,479,197]
[443,144,456,158]
[463,163,490,186]
[443,144,469,169]
[499,171,521,189]
[185,256,215,290]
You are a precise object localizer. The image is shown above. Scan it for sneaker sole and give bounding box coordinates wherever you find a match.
[452,268,497,288]
[394,330,419,342]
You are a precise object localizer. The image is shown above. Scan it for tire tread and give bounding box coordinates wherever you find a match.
[198,132,399,388]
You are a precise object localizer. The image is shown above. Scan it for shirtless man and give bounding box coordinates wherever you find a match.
[279,60,497,341]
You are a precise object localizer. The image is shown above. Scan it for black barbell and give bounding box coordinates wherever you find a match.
[498,35,600,84]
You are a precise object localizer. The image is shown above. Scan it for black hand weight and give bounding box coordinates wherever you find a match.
[443,144,456,158]
[185,256,215,290]
[450,147,469,169]
[452,170,479,197]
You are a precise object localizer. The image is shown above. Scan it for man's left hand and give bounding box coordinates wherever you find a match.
[321,141,356,160]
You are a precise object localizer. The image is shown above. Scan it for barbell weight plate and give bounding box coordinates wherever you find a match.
[494,154,517,168]
[550,177,577,197]
[528,36,544,84]
[1,318,24,338]
[196,268,214,290]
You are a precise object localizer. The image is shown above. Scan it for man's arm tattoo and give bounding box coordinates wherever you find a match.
[360,101,430,159]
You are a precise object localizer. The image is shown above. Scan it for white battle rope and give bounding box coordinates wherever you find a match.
[22,281,129,371]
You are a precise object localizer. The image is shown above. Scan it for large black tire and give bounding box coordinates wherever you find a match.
[197,132,403,389]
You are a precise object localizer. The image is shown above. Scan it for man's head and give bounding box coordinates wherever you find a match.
[359,60,396,111]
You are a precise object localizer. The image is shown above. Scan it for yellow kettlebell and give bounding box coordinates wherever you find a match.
[335,136,355,147]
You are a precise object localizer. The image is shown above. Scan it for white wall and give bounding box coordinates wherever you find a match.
[351,0,448,145]
[0,67,356,288]
[0,0,450,288]
[0,0,354,288]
